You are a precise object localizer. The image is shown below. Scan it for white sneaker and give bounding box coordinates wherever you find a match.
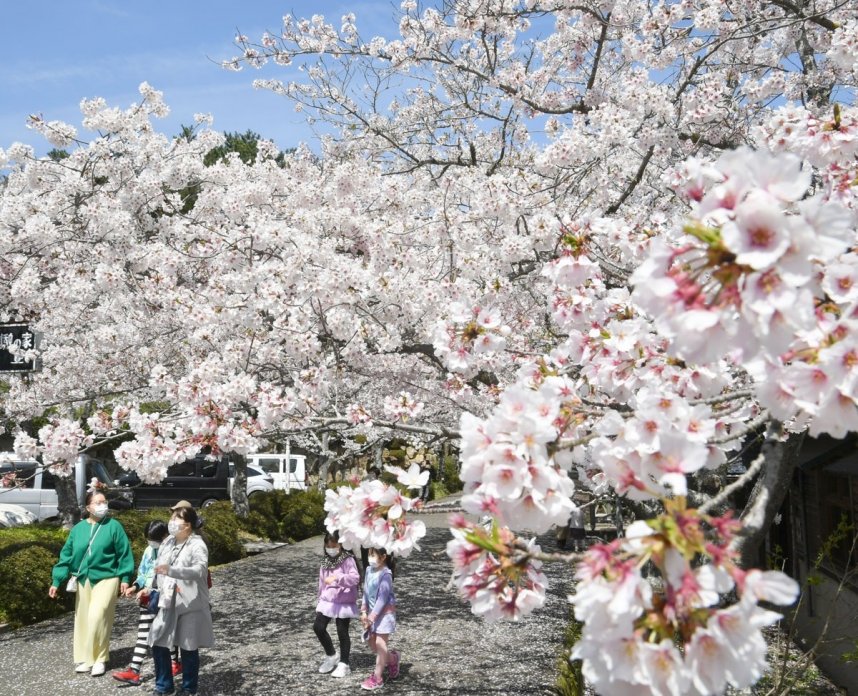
[319,653,339,674]
[75,663,93,673]
[90,662,106,677]
[331,662,351,678]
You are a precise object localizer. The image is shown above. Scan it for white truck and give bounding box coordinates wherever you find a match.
[0,453,130,522]
[246,453,308,491]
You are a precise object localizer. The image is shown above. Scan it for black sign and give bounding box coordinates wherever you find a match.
[0,323,38,373]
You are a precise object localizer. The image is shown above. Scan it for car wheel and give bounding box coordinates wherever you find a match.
[201,498,219,509]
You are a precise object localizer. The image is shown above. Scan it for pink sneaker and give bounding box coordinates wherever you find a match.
[361,673,384,690]
[387,650,400,679]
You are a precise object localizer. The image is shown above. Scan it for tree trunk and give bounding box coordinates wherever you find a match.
[56,473,80,529]
[231,453,250,518]
[374,440,384,473]
[735,424,806,568]
[317,433,332,490]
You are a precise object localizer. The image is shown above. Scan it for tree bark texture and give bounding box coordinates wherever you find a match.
[736,423,806,568]
[231,452,250,519]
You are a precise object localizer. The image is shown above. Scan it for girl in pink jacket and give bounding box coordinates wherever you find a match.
[314,531,360,678]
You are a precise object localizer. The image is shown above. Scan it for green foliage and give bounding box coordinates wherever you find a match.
[326,480,356,491]
[240,490,294,541]
[112,508,174,561]
[0,525,73,627]
[429,481,449,501]
[196,501,246,565]
[766,543,785,571]
[441,454,463,493]
[555,609,584,696]
[813,513,856,572]
[239,490,326,542]
[203,130,265,166]
[46,149,70,161]
[0,503,251,629]
[279,490,326,541]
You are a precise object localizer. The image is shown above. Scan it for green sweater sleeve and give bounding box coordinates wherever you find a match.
[112,520,135,584]
[50,524,80,588]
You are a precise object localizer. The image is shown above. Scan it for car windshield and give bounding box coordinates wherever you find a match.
[253,459,280,475]
[87,460,113,486]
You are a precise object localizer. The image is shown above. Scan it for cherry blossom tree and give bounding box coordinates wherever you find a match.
[1,0,857,692]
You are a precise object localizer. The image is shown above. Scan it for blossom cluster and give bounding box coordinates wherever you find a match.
[634,146,858,438]
[15,421,93,476]
[446,513,548,621]
[459,372,578,534]
[587,389,730,500]
[431,303,512,375]
[569,502,800,696]
[323,464,428,558]
[382,391,424,422]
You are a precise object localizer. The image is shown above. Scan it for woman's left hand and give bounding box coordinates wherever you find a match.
[119,582,129,596]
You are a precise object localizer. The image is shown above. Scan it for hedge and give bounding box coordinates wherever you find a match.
[0,524,74,627]
[0,491,331,628]
[240,489,326,542]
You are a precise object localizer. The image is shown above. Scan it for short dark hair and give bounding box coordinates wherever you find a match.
[172,506,199,530]
[82,490,106,518]
[145,520,169,542]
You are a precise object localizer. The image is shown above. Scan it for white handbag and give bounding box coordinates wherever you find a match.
[66,575,78,593]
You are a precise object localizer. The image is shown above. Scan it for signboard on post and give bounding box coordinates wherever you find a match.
[0,323,39,373]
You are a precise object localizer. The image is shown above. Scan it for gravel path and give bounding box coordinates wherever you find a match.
[0,513,571,695]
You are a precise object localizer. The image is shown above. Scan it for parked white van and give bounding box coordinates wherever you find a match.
[0,453,131,522]
[246,453,307,491]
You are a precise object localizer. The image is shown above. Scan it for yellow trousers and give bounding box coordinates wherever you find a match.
[73,577,120,665]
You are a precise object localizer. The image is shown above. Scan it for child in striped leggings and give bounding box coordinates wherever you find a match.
[112,521,180,686]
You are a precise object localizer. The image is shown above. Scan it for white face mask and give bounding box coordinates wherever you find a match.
[91,503,109,519]
[148,541,161,550]
[369,556,381,568]
[325,547,340,557]
[168,520,183,536]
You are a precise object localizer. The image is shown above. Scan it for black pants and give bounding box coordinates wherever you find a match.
[313,613,351,663]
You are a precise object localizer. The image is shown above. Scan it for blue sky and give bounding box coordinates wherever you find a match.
[1,1,398,155]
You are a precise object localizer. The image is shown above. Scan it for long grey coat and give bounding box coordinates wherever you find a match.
[148,534,214,651]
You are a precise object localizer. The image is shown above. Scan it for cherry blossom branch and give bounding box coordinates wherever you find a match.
[707,410,770,446]
[688,389,755,407]
[698,448,766,516]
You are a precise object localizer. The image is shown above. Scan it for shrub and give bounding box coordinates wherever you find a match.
[112,508,174,562]
[555,609,584,696]
[279,490,326,541]
[0,524,73,627]
[242,490,293,540]
[429,481,449,501]
[0,503,247,628]
[440,455,463,493]
[240,489,326,542]
[196,501,245,565]
[111,506,245,566]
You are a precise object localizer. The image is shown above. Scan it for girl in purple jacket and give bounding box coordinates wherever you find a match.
[314,531,360,678]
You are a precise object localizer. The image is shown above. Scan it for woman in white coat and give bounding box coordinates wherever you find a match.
[148,505,213,695]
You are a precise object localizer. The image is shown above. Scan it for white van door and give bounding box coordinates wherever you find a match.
[248,455,306,491]
[287,456,307,490]
[251,456,288,491]
[0,461,43,519]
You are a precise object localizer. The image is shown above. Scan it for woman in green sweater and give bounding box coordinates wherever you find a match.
[48,490,135,677]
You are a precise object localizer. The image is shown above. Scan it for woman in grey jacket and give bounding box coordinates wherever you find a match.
[148,506,213,695]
